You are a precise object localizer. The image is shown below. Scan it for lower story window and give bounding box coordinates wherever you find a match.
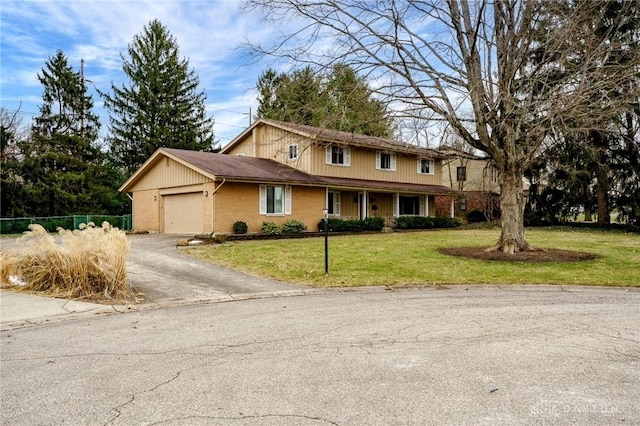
[399,196,420,215]
[460,196,467,211]
[267,186,283,214]
[260,185,291,215]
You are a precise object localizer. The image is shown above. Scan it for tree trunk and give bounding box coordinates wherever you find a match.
[490,166,532,254]
[584,206,593,222]
[582,182,592,222]
[596,165,611,225]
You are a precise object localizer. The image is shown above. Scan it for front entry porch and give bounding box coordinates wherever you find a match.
[325,188,455,227]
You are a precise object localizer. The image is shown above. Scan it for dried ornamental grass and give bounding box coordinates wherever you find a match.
[0,222,134,302]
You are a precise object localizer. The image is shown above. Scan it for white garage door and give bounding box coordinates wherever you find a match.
[163,192,203,234]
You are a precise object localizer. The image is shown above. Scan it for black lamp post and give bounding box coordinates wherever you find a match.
[323,208,329,276]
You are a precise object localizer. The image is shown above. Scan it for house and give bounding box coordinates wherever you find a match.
[434,147,500,218]
[119,119,459,235]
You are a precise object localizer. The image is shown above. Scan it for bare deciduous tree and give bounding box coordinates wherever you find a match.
[242,0,639,253]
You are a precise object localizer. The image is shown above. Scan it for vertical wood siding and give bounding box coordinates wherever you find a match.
[306,144,442,185]
[129,157,212,191]
[441,157,501,193]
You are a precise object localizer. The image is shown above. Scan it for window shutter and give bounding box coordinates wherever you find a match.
[419,196,425,216]
[326,146,332,164]
[376,151,381,169]
[391,154,397,171]
[259,185,266,214]
[344,148,351,166]
[335,192,341,215]
[393,193,399,217]
[285,186,292,215]
[416,158,421,174]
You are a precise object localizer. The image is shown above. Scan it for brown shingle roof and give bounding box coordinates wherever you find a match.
[162,148,318,184]
[317,175,459,195]
[223,118,445,158]
[121,148,458,196]
[166,148,457,194]
[264,119,445,158]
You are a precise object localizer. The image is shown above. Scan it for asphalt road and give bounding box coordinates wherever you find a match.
[2,285,638,425]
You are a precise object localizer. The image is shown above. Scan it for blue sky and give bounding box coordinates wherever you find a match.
[0,0,283,147]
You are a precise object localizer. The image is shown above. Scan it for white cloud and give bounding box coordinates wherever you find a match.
[1,0,285,144]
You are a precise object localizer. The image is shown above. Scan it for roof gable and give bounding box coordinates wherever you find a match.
[120,147,458,195]
[119,148,320,192]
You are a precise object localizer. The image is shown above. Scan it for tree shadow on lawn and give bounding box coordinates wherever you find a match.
[438,247,599,262]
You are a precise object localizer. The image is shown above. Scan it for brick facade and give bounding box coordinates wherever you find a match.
[435,191,500,219]
[213,182,326,234]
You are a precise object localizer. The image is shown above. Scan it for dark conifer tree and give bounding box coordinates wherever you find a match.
[20,50,113,216]
[255,65,394,138]
[102,19,216,175]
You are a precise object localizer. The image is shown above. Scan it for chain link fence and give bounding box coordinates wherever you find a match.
[0,215,132,234]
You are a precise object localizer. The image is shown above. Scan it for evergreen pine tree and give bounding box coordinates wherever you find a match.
[323,64,394,137]
[102,19,216,175]
[21,50,110,216]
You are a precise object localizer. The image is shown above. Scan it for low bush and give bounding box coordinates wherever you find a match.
[395,216,461,230]
[395,216,434,229]
[317,217,385,232]
[281,219,307,234]
[0,222,134,302]
[232,221,248,234]
[262,221,281,235]
[466,210,487,223]
[433,216,463,228]
[362,217,385,231]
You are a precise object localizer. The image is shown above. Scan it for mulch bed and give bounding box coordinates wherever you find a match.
[438,247,599,262]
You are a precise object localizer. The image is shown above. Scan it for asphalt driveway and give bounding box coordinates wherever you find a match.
[127,234,302,303]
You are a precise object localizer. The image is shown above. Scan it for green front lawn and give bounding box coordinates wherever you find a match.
[185,228,639,287]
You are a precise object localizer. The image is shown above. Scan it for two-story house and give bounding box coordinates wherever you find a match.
[119,119,459,234]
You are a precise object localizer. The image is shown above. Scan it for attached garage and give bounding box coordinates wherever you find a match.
[119,147,322,235]
[163,192,203,234]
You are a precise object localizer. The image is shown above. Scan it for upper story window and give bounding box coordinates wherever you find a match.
[457,166,467,181]
[325,145,351,166]
[376,152,396,171]
[288,144,298,161]
[417,158,434,175]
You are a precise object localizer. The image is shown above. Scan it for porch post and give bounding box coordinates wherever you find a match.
[361,190,368,219]
[451,196,455,218]
[325,187,329,210]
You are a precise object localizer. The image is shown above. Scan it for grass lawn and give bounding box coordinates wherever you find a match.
[185,228,640,287]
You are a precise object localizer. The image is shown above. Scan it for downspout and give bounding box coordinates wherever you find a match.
[208,178,226,237]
